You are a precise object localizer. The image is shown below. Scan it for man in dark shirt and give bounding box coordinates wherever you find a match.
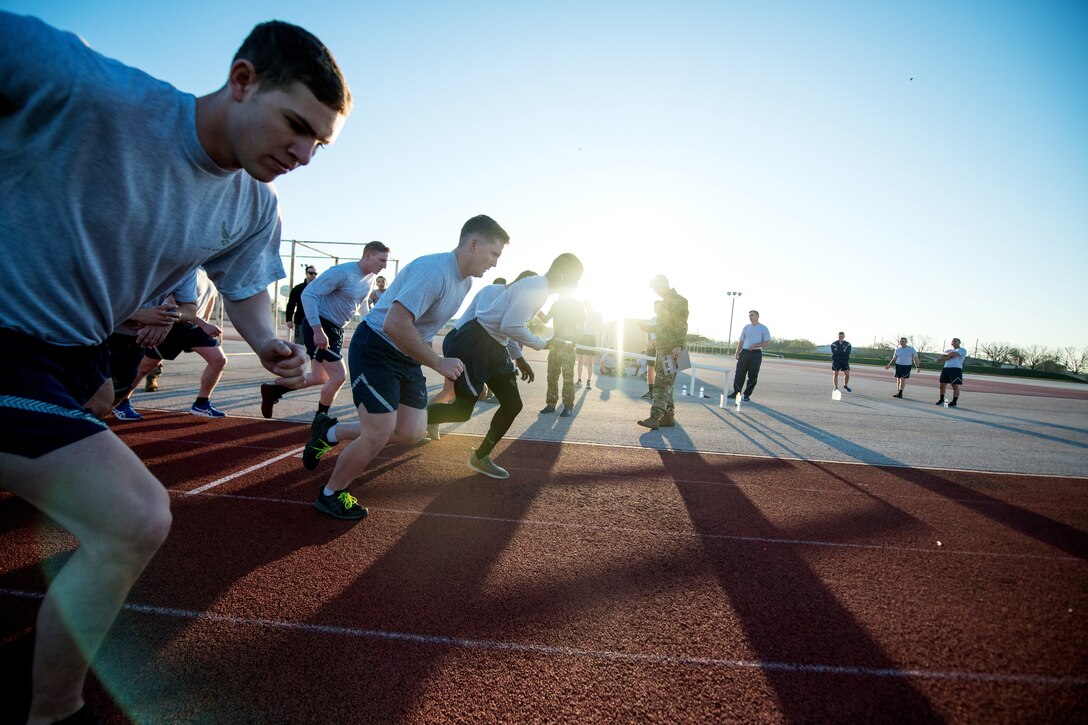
[539,291,585,417]
[285,266,317,343]
[831,331,852,392]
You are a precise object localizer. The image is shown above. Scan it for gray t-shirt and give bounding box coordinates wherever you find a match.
[0,13,284,346]
[301,260,374,328]
[365,252,471,352]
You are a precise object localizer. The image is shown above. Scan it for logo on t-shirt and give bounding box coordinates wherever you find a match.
[219,221,241,248]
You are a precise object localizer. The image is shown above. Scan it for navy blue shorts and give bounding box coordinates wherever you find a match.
[302,317,346,360]
[895,364,913,379]
[940,367,964,385]
[107,332,146,397]
[0,328,110,458]
[144,322,219,361]
[832,360,850,371]
[443,320,513,399]
[347,322,427,413]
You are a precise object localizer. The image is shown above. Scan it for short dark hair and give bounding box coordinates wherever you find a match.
[459,215,510,247]
[363,241,390,256]
[234,21,352,113]
[838,331,844,335]
[547,253,584,281]
[749,310,759,316]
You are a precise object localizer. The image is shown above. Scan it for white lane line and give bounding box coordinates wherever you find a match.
[0,587,1080,687]
[185,447,304,495]
[172,491,1083,562]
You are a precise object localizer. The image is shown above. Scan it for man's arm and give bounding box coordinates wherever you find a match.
[383,302,464,380]
[224,290,307,386]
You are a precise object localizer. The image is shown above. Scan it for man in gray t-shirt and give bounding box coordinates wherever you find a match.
[0,14,351,722]
[261,241,389,420]
[303,215,511,520]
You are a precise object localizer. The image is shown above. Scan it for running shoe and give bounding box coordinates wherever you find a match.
[113,400,143,421]
[314,490,368,520]
[303,413,338,470]
[843,385,852,392]
[260,383,281,419]
[189,401,226,418]
[467,450,509,479]
[948,401,957,407]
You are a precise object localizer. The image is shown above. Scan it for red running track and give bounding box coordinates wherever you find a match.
[2,412,1086,723]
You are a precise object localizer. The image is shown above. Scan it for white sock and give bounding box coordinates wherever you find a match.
[323,487,338,497]
[326,425,338,444]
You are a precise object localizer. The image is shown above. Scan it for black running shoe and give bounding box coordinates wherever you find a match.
[314,490,368,520]
[303,413,338,470]
[948,400,957,407]
[260,383,282,419]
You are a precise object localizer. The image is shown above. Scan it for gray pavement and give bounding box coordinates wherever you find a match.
[127,336,1088,478]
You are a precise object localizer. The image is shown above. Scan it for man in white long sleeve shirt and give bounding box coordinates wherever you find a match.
[428,253,584,479]
[261,241,389,419]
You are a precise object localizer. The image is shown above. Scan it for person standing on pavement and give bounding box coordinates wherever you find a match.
[885,337,921,398]
[576,300,602,389]
[285,266,318,344]
[638,275,688,430]
[539,290,585,417]
[936,337,967,407]
[728,310,771,402]
[831,331,852,392]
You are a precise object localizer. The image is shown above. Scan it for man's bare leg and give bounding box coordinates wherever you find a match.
[1,433,172,724]
[325,406,426,492]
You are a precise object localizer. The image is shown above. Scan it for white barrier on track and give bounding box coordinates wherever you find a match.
[573,345,731,408]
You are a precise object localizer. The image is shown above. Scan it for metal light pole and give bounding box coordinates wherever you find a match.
[726,291,743,350]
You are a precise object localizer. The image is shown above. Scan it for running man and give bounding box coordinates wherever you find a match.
[0,15,351,723]
[303,215,510,520]
[885,337,921,398]
[936,337,967,407]
[113,270,229,419]
[831,331,852,392]
[261,241,390,419]
[427,254,584,477]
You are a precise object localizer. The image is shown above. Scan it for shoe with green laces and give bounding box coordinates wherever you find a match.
[314,489,368,520]
[303,413,338,470]
[467,450,509,479]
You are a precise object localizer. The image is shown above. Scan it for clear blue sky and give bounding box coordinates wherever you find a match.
[7,0,1086,351]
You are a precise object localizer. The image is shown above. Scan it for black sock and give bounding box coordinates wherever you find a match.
[952,396,958,402]
[317,403,331,415]
[268,383,290,398]
[194,397,209,406]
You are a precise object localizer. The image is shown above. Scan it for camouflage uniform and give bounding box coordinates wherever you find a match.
[650,288,689,420]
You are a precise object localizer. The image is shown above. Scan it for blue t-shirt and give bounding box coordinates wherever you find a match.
[0,12,283,345]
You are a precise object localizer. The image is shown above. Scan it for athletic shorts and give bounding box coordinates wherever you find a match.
[0,328,110,458]
[832,360,850,371]
[347,322,426,413]
[577,335,597,355]
[443,320,514,399]
[144,322,219,361]
[940,367,964,385]
[107,332,147,397]
[894,364,913,379]
[302,317,346,360]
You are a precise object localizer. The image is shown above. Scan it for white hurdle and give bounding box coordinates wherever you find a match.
[573,345,730,407]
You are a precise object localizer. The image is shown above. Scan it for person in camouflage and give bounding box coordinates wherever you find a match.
[638,275,688,430]
[539,291,585,417]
